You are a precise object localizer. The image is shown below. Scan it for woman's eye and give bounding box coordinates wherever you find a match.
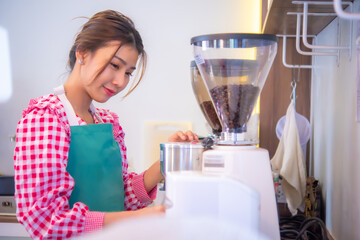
[111,63,119,70]
[126,72,133,77]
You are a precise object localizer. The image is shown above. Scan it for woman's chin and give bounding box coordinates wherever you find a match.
[93,96,110,103]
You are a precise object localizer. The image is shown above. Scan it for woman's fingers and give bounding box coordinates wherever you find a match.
[168,131,199,142]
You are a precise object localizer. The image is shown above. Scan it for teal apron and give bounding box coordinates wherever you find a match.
[54,85,125,212]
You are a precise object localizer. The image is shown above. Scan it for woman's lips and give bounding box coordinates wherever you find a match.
[104,87,115,96]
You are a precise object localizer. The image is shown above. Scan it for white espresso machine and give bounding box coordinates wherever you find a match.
[162,33,279,240]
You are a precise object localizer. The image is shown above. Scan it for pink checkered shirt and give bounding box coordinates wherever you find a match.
[13,94,157,240]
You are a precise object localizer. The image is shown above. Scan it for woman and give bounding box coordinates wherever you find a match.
[13,10,197,239]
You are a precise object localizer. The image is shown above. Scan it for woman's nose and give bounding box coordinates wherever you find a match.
[113,73,128,89]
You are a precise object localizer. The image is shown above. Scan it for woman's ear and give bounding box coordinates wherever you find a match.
[75,50,87,65]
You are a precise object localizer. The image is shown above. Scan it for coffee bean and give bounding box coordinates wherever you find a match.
[199,101,222,134]
[209,84,259,133]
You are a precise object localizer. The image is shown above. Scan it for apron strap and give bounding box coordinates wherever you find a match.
[54,85,79,126]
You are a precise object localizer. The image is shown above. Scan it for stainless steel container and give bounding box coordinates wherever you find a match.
[160,142,204,177]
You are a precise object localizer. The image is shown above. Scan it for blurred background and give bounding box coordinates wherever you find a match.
[0,0,261,174]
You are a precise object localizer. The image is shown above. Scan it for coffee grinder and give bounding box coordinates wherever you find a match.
[163,33,279,240]
[194,33,279,238]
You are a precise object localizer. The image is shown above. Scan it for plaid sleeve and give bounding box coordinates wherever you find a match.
[14,96,104,240]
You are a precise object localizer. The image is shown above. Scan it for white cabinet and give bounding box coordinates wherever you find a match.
[0,222,30,239]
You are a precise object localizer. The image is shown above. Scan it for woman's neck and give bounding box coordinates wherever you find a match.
[64,71,93,122]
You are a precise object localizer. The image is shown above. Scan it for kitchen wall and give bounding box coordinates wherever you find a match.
[0,0,261,174]
[311,0,360,238]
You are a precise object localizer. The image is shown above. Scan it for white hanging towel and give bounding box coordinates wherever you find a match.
[271,102,307,215]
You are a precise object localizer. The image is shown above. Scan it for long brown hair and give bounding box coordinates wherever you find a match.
[68,10,146,97]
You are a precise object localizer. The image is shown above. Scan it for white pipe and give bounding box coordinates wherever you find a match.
[293,1,335,5]
[301,3,351,50]
[277,34,316,38]
[280,35,313,69]
[288,12,337,16]
[295,13,338,56]
[334,0,360,20]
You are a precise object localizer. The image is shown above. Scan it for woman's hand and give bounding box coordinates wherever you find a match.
[168,130,199,142]
[104,205,166,226]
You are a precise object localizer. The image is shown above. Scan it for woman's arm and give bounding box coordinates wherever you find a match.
[104,127,198,226]
[14,98,104,239]
[110,109,199,207]
[109,111,158,210]
[143,160,163,193]
[103,205,165,226]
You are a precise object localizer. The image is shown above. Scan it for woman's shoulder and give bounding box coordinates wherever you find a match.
[95,108,117,122]
[96,108,125,139]
[21,94,68,124]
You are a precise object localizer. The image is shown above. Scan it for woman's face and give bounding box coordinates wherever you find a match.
[80,41,139,103]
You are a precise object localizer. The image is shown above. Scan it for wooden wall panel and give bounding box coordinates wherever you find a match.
[259,38,312,173]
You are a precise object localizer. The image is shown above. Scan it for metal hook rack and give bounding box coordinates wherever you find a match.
[290,12,340,57]
[291,1,353,60]
[334,0,360,20]
[278,0,354,69]
[277,34,314,69]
